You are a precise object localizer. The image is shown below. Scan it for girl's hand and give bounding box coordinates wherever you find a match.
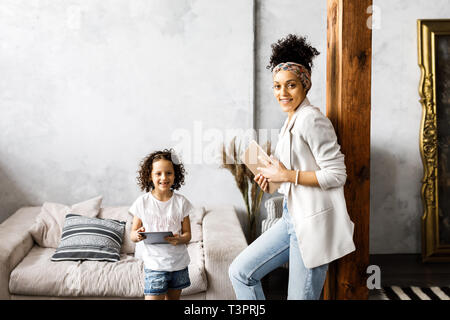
[134,227,146,242]
[257,155,288,183]
[165,234,181,246]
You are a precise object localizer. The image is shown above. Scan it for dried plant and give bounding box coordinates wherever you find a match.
[221,137,272,243]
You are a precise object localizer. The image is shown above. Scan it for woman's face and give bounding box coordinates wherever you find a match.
[151,159,175,193]
[273,70,306,118]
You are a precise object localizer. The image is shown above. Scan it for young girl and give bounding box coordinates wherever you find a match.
[129,149,193,300]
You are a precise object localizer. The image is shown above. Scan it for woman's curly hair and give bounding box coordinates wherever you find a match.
[137,149,185,192]
[266,34,320,73]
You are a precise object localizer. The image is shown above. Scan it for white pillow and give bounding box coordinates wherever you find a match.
[189,206,206,243]
[29,196,103,248]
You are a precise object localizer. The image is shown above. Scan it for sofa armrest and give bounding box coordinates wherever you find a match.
[202,206,247,300]
[261,217,281,234]
[0,207,39,299]
[264,196,284,220]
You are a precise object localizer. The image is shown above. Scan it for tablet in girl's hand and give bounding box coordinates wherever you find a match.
[138,231,174,244]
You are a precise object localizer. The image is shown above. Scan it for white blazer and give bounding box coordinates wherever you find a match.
[274,97,355,268]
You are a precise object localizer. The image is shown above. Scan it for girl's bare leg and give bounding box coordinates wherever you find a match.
[166,289,182,300]
[145,294,166,300]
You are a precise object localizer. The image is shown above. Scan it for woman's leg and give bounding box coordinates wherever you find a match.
[285,212,328,300]
[228,217,290,300]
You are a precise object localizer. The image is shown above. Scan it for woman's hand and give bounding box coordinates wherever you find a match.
[257,155,288,183]
[254,173,269,193]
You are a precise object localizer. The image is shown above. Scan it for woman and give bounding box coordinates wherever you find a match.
[228,34,355,300]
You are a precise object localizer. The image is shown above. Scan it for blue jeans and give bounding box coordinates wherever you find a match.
[229,199,328,300]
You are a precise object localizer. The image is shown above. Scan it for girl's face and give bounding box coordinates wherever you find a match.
[273,70,306,118]
[151,159,175,193]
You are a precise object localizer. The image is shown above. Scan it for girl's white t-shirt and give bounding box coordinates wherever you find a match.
[129,191,193,271]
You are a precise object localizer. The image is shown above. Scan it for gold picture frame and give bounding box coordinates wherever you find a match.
[418,19,450,262]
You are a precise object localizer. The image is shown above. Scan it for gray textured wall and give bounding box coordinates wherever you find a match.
[370,0,450,253]
[1,0,449,253]
[0,0,253,229]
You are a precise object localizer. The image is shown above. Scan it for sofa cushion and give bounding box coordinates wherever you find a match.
[97,207,135,254]
[264,196,284,220]
[189,207,206,243]
[29,196,103,248]
[10,246,143,297]
[9,244,207,297]
[190,206,206,225]
[186,241,207,294]
[51,214,126,262]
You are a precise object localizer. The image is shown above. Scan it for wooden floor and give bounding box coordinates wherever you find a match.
[261,254,450,300]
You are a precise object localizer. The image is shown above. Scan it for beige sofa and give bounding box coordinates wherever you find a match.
[0,205,247,300]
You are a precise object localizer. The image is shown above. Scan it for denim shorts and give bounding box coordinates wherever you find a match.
[144,267,191,295]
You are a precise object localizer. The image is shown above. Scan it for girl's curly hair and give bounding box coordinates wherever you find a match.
[266,34,320,73]
[137,149,185,192]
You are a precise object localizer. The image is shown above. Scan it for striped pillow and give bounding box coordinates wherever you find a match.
[51,214,126,262]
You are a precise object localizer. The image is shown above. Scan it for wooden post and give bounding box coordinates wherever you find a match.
[323,0,372,300]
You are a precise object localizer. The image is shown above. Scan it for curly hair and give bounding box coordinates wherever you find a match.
[266,34,320,73]
[136,149,185,192]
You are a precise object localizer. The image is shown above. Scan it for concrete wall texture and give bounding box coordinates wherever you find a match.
[370,0,450,253]
[1,0,449,253]
[0,0,254,231]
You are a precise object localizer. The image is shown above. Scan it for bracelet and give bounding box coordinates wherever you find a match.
[295,170,300,186]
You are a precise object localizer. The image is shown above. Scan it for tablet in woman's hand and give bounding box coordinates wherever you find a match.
[241,140,281,194]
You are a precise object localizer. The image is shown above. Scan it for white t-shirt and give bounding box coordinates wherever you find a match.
[129,192,193,271]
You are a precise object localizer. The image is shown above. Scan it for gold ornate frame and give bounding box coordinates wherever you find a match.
[418,19,450,262]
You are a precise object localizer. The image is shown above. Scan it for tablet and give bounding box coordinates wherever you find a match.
[138,231,174,244]
[241,140,281,194]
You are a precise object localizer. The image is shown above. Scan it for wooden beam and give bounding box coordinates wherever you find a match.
[323,0,372,300]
